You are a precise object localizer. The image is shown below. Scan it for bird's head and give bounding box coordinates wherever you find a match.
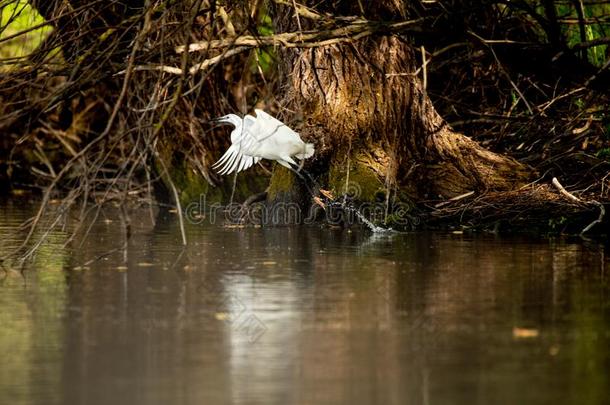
[211,113,241,127]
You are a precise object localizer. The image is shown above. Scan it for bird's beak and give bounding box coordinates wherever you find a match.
[211,115,230,124]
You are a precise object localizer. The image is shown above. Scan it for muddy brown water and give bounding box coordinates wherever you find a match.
[0,200,609,405]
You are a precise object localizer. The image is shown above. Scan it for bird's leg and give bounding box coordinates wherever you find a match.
[277,160,319,196]
[291,159,321,191]
[299,168,320,190]
[283,164,317,197]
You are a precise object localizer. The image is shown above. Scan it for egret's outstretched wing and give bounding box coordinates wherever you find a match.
[217,152,243,175]
[237,155,254,173]
[224,135,258,174]
[218,145,261,174]
[243,114,256,130]
[213,144,241,174]
[253,109,274,121]
[254,109,284,125]
[217,145,249,175]
[213,131,254,171]
[253,109,285,139]
[253,109,303,147]
[216,138,259,175]
[213,144,238,169]
[218,154,257,175]
[214,114,262,175]
[215,110,304,175]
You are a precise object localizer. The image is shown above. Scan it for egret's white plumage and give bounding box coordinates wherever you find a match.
[212,109,314,175]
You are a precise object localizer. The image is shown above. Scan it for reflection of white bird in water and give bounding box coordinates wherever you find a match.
[212,109,315,175]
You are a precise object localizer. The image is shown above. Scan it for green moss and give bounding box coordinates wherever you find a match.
[267,166,295,201]
[153,137,267,206]
[169,160,268,205]
[176,164,210,203]
[328,152,384,202]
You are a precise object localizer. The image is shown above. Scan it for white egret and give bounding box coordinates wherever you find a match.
[212,109,314,175]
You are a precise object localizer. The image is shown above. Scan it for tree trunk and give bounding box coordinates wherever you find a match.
[268,1,533,205]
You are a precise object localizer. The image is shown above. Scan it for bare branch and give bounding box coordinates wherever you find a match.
[175,18,426,53]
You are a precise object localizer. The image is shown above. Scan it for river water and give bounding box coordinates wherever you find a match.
[0,200,609,405]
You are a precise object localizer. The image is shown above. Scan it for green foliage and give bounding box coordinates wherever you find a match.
[582,4,609,67]
[251,11,274,75]
[555,1,610,67]
[0,0,52,63]
[252,48,274,75]
[257,12,273,36]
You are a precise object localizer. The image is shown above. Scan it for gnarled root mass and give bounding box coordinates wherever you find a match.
[272,34,533,201]
[427,184,608,234]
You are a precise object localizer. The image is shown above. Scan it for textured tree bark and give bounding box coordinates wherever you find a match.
[268,0,533,204]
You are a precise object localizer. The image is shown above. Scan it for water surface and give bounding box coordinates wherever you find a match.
[1,200,609,405]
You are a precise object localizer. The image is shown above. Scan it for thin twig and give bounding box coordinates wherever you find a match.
[552,177,583,203]
[421,45,427,92]
[581,202,605,235]
[468,31,534,115]
[175,18,426,53]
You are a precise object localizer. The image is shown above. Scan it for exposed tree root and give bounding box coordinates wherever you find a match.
[425,184,608,234]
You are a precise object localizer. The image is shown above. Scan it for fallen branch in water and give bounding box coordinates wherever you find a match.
[581,202,605,235]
